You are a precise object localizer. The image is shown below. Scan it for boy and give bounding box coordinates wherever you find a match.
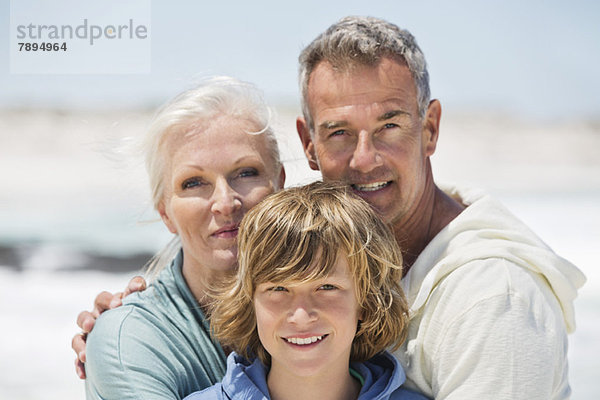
[185,181,427,400]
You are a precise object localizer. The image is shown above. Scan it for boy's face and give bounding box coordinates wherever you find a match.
[253,255,361,378]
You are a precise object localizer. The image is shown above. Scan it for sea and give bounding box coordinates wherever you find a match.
[0,108,598,399]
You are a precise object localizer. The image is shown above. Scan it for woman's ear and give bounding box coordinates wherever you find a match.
[158,200,177,234]
[277,165,286,189]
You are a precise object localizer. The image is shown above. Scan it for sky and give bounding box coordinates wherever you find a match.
[1,0,599,121]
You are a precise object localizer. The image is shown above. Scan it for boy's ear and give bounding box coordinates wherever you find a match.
[356,319,363,336]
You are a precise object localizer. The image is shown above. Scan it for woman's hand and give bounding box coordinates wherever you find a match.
[71,276,147,379]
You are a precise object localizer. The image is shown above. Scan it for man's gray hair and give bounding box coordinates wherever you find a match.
[299,16,430,130]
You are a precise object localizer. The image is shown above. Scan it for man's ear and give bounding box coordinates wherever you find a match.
[158,200,177,234]
[296,116,320,171]
[422,99,441,157]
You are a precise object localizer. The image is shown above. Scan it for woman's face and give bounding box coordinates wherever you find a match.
[158,115,285,281]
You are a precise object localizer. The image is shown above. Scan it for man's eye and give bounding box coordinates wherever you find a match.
[383,123,398,129]
[329,130,346,137]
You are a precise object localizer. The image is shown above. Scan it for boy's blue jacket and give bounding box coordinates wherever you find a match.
[184,351,429,399]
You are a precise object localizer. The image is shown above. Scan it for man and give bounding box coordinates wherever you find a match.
[74,16,585,399]
[294,16,585,399]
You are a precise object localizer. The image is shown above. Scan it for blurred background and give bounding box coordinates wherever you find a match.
[1,1,599,399]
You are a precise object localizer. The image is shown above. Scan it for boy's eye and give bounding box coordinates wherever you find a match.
[319,284,336,291]
[270,286,287,292]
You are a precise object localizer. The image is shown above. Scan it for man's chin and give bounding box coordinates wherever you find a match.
[353,193,388,217]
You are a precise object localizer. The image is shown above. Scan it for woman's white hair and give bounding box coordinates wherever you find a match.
[143,76,281,277]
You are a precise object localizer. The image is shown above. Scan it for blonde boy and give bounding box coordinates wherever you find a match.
[185,181,427,400]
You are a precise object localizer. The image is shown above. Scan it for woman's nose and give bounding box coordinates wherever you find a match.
[210,179,242,215]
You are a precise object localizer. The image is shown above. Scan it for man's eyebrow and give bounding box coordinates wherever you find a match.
[317,110,410,131]
[318,120,348,130]
[378,110,411,121]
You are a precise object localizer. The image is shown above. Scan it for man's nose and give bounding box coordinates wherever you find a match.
[348,130,383,173]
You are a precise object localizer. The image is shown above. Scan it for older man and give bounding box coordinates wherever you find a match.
[295,16,585,399]
[74,16,585,400]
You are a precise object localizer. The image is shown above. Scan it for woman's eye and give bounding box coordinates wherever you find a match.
[239,168,258,178]
[181,178,203,190]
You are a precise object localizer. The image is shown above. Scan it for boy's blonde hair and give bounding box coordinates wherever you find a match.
[209,181,408,364]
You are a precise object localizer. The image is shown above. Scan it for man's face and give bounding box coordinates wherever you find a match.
[297,57,440,229]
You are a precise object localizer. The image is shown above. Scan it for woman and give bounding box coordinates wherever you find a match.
[185,182,426,399]
[83,76,285,400]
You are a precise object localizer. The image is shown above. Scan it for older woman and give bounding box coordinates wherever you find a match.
[82,77,285,400]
